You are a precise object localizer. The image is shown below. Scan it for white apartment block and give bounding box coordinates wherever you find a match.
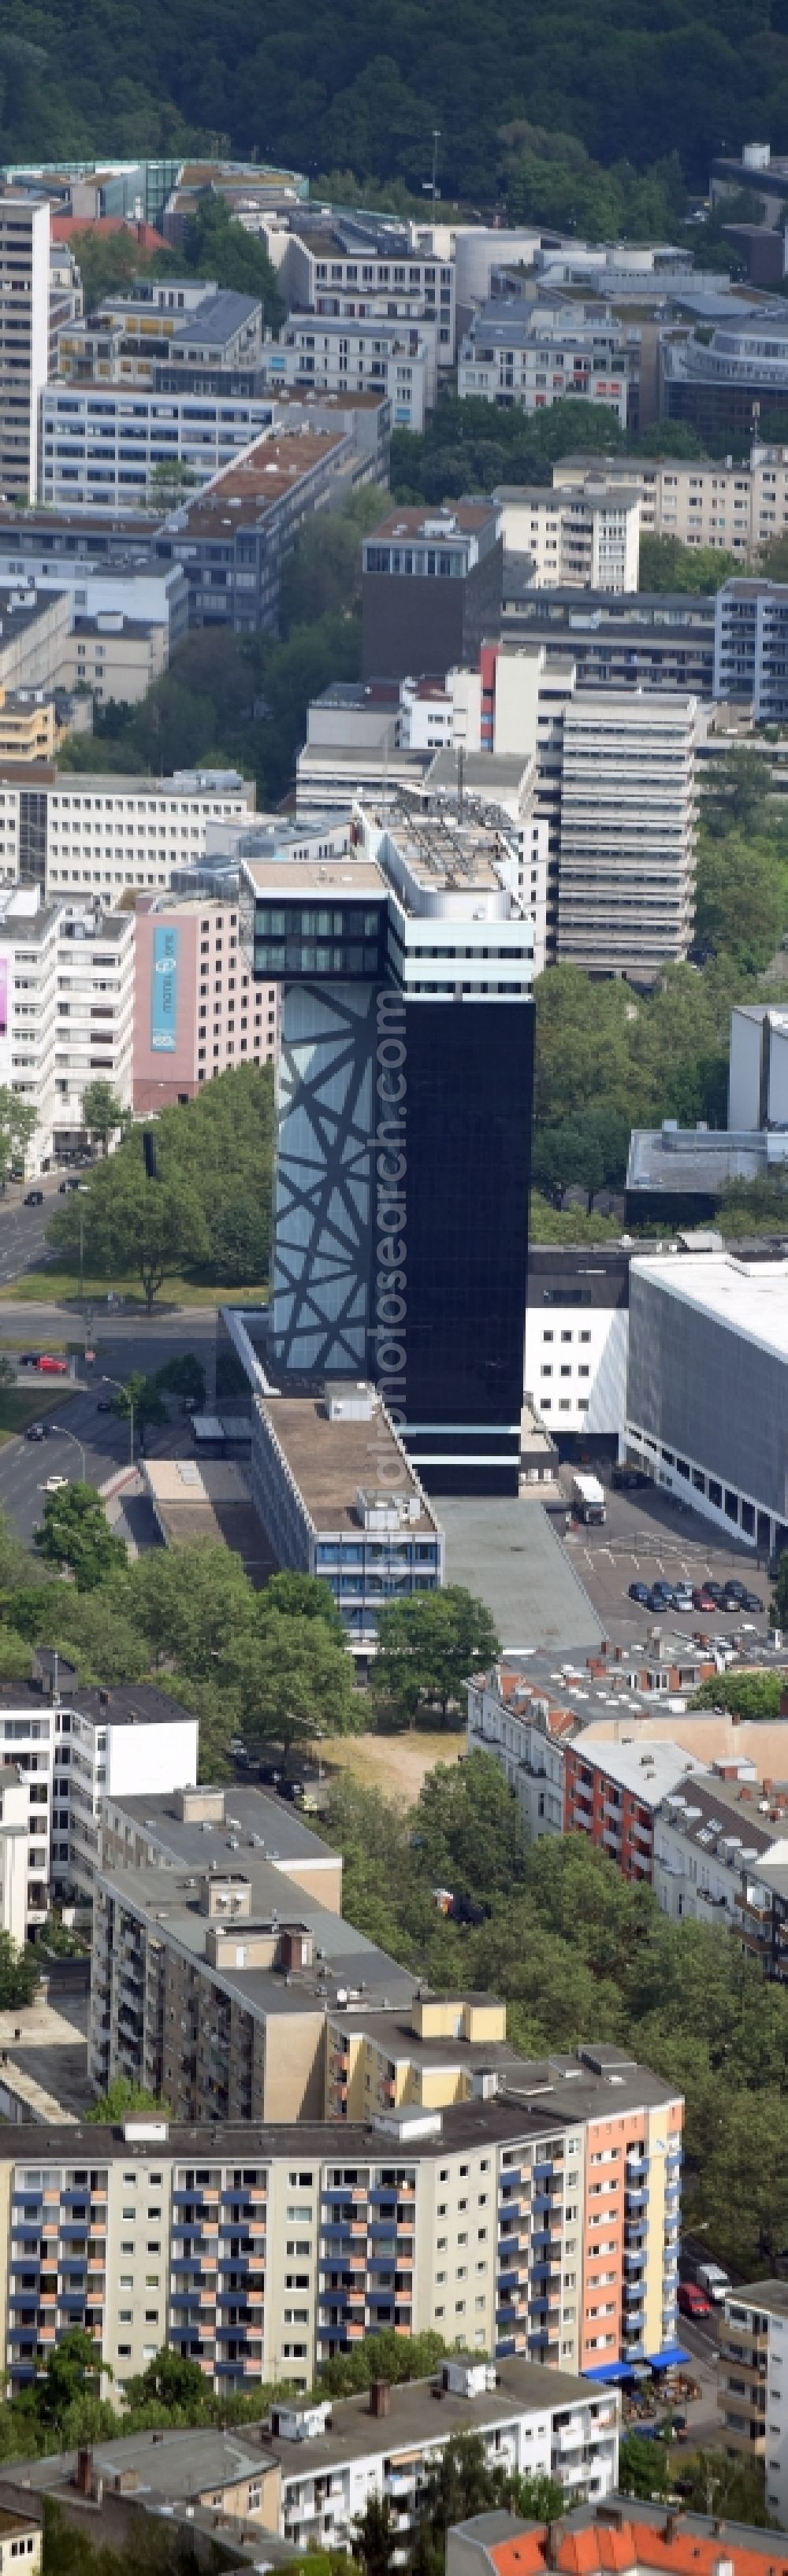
[269,222,456,366]
[467,1670,566,1841]
[719,2281,788,2525]
[263,315,432,432]
[459,302,636,428]
[269,2355,618,2552]
[556,691,699,981]
[0,768,255,903]
[0,195,50,504]
[39,385,277,513]
[552,442,788,562]
[0,1666,198,1929]
[0,886,133,1168]
[494,481,641,592]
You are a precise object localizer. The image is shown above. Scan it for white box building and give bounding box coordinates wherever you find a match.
[626,1247,788,1559]
[0,1660,199,1929]
[0,767,255,903]
[495,481,641,592]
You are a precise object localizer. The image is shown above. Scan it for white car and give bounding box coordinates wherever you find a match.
[43,1473,69,1494]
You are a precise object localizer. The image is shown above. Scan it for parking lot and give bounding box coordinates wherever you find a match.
[553,1473,775,1645]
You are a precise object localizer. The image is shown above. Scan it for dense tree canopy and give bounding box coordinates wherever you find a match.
[46,1064,274,1300]
[6,0,788,203]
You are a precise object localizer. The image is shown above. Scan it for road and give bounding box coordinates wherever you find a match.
[0,1306,221,1546]
[0,1177,65,1288]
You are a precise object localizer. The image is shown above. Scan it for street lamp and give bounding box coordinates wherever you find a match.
[47,1424,87,1481]
[102,1372,134,1469]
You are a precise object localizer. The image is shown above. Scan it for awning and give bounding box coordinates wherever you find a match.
[647,2344,692,2370]
[582,2361,638,2384]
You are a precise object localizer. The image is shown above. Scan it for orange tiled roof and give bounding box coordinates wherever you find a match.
[490,2526,788,2576]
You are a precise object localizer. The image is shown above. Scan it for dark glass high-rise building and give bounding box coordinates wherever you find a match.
[240,799,534,1495]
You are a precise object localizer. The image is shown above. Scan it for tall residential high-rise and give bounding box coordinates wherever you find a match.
[0,193,50,504]
[238,795,535,1495]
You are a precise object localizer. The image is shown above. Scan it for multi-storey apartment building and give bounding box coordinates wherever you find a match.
[0,765,255,903]
[719,2279,788,2524]
[268,214,456,369]
[0,1660,197,1930]
[0,2105,631,2407]
[653,1773,788,1978]
[0,887,134,1168]
[262,313,433,432]
[713,577,788,719]
[552,444,788,561]
[494,484,641,592]
[0,193,50,504]
[458,302,637,429]
[526,1245,631,1444]
[90,1786,683,2377]
[39,383,278,514]
[556,691,698,981]
[154,428,368,634]
[57,277,263,384]
[500,584,716,699]
[15,2354,619,2536]
[132,888,278,1109]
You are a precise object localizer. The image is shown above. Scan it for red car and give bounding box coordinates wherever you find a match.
[692,1588,716,1612]
[36,1355,69,1375]
[678,2281,712,2318]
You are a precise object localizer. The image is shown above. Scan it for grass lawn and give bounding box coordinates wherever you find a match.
[0,1386,72,1445]
[0,1269,268,1310]
[318,1729,465,1803]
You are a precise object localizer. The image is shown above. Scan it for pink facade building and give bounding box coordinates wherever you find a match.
[132,894,277,1110]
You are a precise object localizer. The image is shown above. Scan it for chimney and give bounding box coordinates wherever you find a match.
[546,2524,567,2567]
[370,2380,391,2418]
[663,2514,681,2545]
[713,2522,727,2540]
[76,2451,93,2498]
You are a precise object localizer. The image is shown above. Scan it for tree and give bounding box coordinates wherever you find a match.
[619,2431,671,2500]
[280,487,385,633]
[80,1079,128,1158]
[0,1089,37,1189]
[0,1929,39,2008]
[263,1570,345,1640]
[370,1587,499,1723]
[639,534,738,592]
[156,1351,206,1408]
[318,2330,448,2398]
[183,195,282,328]
[35,1484,128,1591]
[206,1190,271,1287]
[32,2326,106,2426]
[692,1673,785,1719]
[87,2077,169,2123]
[351,2496,398,2576]
[678,2448,770,2527]
[125,1540,255,1678]
[236,1610,357,1750]
[111,1370,169,1443]
[146,458,198,510]
[122,2344,210,2415]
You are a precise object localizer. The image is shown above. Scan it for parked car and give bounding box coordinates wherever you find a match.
[25,1423,46,1443]
[628,1581,652,1604]
[19,1352,42,1367]
[36,1355,69,1374]
[96,1396,113,1414]
[612,1466,651,1491]
[58,1176,81,1194]
[723,1580,748,1603]
[692,1587,717,1611]
[23,1189,43,1206]
[647,1586,678,1611]
[43,1474,69,1494]
[678,2281,712,2318]
[701,1580,727,1604]
[740,1590,764,1612]
[673,1584,694,1610]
